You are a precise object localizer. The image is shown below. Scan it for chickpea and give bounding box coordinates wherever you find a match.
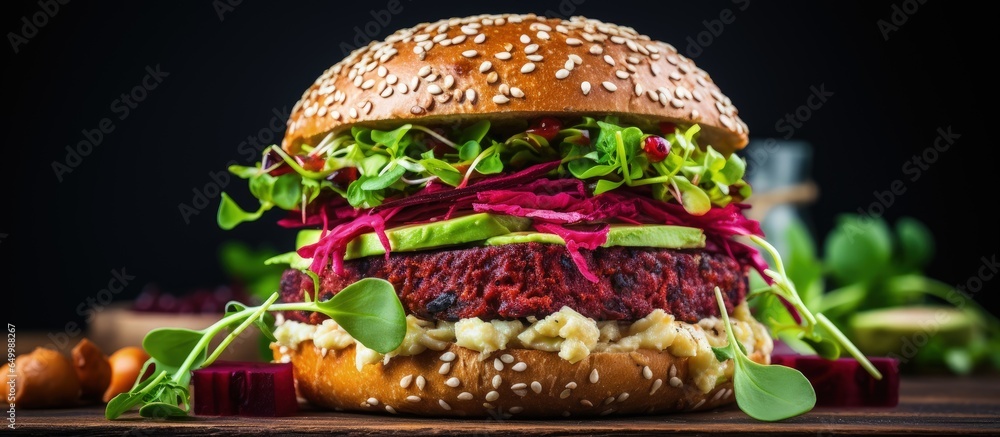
[13,347,81,408]
[71,338,112,401]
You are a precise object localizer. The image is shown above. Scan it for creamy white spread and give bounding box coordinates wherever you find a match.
[273,303,772,393]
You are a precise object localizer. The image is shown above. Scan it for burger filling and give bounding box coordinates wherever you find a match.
[223,116,770,394]
[273,303,773,394]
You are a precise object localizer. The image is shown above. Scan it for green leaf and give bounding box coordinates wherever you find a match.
[229,165,259,179]
[733,357,816,421]
[458,120,490,144]
[420,158,463,186]
[105,368,162,419]
[619,126,644,156]
[783,219,824,311]
[359,154,390,177]
[351,126,375,147]
[714,153,747,185]
[476,152,503,174]
[458,140,482,161]
[138,402,189,419]
[371,124,412,155]
[143,328,206,368]
[896,216,934,272]
[347,177,384,208]
[674,177,711,215]
[712,345,735,362]
[943,348,974,375]
[270,174,302,210]
[594,178,625,195]
[316,278,406,354]
[217,193,270,230]
[801,335,841,360]
[360,164,406,190]
[825,215,893,285]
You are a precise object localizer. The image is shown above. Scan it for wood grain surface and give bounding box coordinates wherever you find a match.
[11,377,1000,435]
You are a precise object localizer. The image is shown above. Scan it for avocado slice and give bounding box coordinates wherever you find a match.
[483,224,705,249]
[849,306,976,357]
[293,213,532,260]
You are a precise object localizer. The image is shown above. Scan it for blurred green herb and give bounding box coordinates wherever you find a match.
[753,214,1000,374]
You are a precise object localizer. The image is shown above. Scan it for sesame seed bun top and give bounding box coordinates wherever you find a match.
[284,14,749,155]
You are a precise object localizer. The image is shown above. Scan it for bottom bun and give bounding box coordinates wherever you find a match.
[273,342,768,418]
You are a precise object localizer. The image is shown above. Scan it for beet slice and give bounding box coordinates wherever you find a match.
[193,361,297,416]
[770,354,900,407]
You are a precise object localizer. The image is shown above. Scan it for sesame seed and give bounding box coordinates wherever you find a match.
[603,396,614,405]
[367,397,379,406]
[556,24,569,33]
[413,45,424,55]
[495,51,512,60]
[524,44,539,54]
[520,63,536,74]
[348,107,358,119]
[418,66,431,77]
[691,399,706,410]
[512,362,527,372]
[670,99,685,108]
[650,378,663,395]
[580,399,593,407]
[330,111,340,120]
[642,366,653,380]
[385,405,397,414]
[615,70,629,79]
[363,101,372,114]
[560,389,572,399]
[526,54,543,62]
[565,382,578,389]
[503,42,513,51]
[666,54,679,65]
[581,81,591,95]
[474,33,486,44]
[555,69,570,79]
[377,66,387,77]
[610,35,625,44]
[626,39,639,52]
[511,383,527,390]
[646,44,660,53]
[669,376,683,387]
[600,408,615,416]
[603,55,615,66]
[397,83,408,94]
[712,389,725,402]
[465,89,477,103]
[400,374,413,388]
[669,71,682,81]
[509,406,524,414]
[486,391,500,402]
[410,106,424,116]
[693,90,703,101]
[461,25,477,35]
[589,44,603,55]
[566,37,582,46]
[416,376,426,390]
[445,377,461,387]
[406,395,421,403]
[537,30,550,40]
[479,61,492,73]
[432,34,447,43]
[719,114,734,129]
[531,381,542,394]
[443,75,455,89]
[658,92,668,107]
[617,392,630,402]
[427,84,443,95]
[589,369,599,383]
[386,74,398,85]
[414,34,430,42]
[486,71,498,84]
[483,402,494,409]
[499,83,510,96]
[675,85,690,99]
[439,399,452,410]
[501,354,514,364]
[458,392,474,401]
[724,388,733,399]
[651,64,662,77]
[462,50,478,58]
[520,34,530,44]
[492,375,502,389]
[602,81,617,92]
[692,109,701,119]
[564,59,574,70]
[452,35,467,44]
[534,23,552,32]
[510,87,524,98]
[439,362,452,374]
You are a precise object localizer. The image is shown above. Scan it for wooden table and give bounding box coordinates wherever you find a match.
[12,377,1000,435]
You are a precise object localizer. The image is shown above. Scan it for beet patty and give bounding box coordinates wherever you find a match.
[280,243,747,324]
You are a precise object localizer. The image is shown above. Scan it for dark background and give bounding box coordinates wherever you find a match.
[3,1,995,330]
